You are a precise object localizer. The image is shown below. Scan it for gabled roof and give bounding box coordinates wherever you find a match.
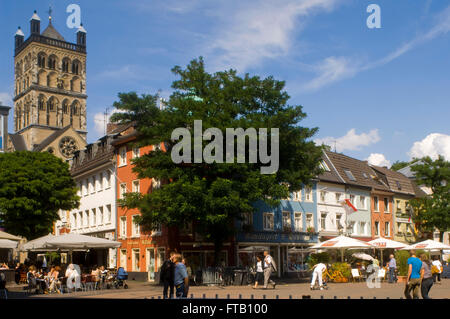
[33,126,72,152]
[8,133,28,151]
[370,165,416,196]
[41,22,66,41]
[321,150,390,191]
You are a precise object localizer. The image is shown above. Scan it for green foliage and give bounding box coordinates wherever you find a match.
[410,156,450,240]
[307,252,331,268]
[395,250,410,276]
[111,57,323,263]
[331,262,351,278]
[0,151,79,240]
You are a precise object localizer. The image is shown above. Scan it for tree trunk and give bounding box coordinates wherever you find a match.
[439,230,444,242]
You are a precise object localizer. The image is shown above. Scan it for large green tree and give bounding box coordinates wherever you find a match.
[0,151,79,240]
[409,155,450,241]
[111,58,323,263]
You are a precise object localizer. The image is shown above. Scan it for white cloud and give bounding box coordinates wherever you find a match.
[93,112,110,136]
[303,4,450,91]
[366,153,391,168]
[409,133,450,160]
[97,65,139,80]
[314,128,380,152]
[207,0,339,71]
[0,92,13,106]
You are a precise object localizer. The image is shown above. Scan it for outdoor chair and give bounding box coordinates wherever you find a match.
[26,278,38,295]
[19,272,27,284]
[351,269,362,282]
[59,277,69,294]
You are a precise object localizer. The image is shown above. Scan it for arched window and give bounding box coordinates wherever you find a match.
[38,96,45,111]
[62,58,70,73]
[62,100,69,114]
[71,101,80,115]
[47,98,55,112]
[72,60,80,75]
[38,53,46,68]
[48,55,57,70]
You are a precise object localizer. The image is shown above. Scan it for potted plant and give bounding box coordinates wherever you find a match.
[395,250,410,283]
[306,227,315,234]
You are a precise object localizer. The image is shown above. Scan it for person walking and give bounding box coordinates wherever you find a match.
[388,254,397,283]
[173,254,189,298]
[431,256,442,284]
[420,254,433,299]
[160,251,175,299]
[263,250,276,289]
[404,250,422,299]
[253,255,264,289]
[310,263,327,290]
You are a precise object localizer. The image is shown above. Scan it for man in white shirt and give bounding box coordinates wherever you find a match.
[263,251,276,289]
[311,263,327,290]
[65,263,81,291]
[431,257,442,284]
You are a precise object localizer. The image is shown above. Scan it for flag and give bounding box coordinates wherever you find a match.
[341,199,357,215]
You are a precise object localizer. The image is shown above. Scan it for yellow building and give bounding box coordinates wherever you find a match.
[7,10,87,160]
[392,196,416,243]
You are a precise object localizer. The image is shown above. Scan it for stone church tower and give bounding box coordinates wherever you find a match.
[8,10,88,160]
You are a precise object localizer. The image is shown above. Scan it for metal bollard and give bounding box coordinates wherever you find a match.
[321,295,324,299]
[373,297,376,299]
[276,295,279,299]
[263,294,266,299]
[386,297,390,299]
[151,296,154,299]
[191,293,194,298]
[251,294,254,299]
[239,294,242,299]
[347,296,351,299]
[334,296,337,299]
[227,294,230,299]
[158,296,161,299]
[360,296,363,299]
[215,294,219,299]
[289,295,292,299]
[203,293,206,299]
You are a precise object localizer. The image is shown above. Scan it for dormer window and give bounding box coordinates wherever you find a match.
[319,160,330,172]
[344,169,356,181]
[396,181,402,190]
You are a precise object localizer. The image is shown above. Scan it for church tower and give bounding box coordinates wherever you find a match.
[11,10,87,159]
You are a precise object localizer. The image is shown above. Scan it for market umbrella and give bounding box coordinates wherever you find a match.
[21,234,55,251]
[45,233,121,249]
[352,252,374,261]
[311,236,374,262]
[368,238,408,265]
[0,230,21,241]
[0,239,18,249]
[401,240,450,251]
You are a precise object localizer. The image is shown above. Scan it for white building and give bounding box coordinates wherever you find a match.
[56,135,117,268]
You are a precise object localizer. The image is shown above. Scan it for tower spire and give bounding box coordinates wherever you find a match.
[47,6,53,23]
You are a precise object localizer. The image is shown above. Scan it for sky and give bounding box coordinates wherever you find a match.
[0,0,449,167]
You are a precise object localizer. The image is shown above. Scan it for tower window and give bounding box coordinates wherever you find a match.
[63,102,69,114]
[48,56,56,69]
[38,54,46,68]
[47,99,55,111]
[38,98,45,111]
[72,62,80,75]
[62,59,70,73]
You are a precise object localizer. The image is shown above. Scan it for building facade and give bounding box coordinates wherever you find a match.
[236,184,319,277]
[8,10,87,160]
[0,104,10,152]
[55,135,118,268]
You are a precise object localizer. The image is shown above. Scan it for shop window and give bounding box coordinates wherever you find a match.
[263,212,274,231]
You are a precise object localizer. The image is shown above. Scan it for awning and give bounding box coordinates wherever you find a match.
[0,239,18,249]
[0,230,21,241]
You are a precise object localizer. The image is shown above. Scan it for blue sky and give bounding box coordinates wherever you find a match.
[1,0,449,166]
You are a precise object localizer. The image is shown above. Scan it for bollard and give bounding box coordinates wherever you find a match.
[289,295,292,299]
[263,294,266,299]
[158,296,161,299]
[203,293,206,299]
[239,294,242,299]
[360,296,363,299]
[151,296,154,299]
[215,294,219,299]
[191,294,194,298]
[347,296,351,299]
[334,296,337,299]
[251,294,254,299]
[321,295,324,299]
[227,294,230,299]
[386,297,390,299]
[373,297,376,299]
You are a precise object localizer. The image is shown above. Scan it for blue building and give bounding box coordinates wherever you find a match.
[236,184,319,277]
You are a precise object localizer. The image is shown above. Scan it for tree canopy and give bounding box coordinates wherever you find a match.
[111,57,323,260]
[0,151,79,240]
[409,155,450,241]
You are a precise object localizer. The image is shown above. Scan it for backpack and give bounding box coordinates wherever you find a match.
[271,258,277,272]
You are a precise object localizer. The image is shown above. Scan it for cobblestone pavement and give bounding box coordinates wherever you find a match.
[6,279,449,299]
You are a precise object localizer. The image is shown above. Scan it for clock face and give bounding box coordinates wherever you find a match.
[59,136,78,158]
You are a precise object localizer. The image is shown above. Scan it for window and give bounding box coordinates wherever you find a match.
[119,147,127,166]
[132,215,140,237]
[152,223,162,236]
[362,172,369,179]
[359,221,365,235]
[373,196,379,211]
[396,200,401,212]
[396,181,402,190]
[120,250,127,270]
[132,147,140,159]
[132,249,140,271]
[335,192,342,203]
[385,222,390,236]
[344,169,356,181]
[106,204,112,224]
[91,208,96,227]
[120,217,127,238]
[91,176,96,193]
[396,222,402,234]
[336,214,343,230]
[320,191,327,203]
[349,194,355,206]
[320,213,327,231]
[242,212,252,227]
[73,213,77,229]
[294,213,302,232]
[98,173,103,191]
[78,212,82,228]
[106,171,111,188]
[384,198,389,213]
[306,213,314,229]
[132,180,140,193]
[305,187,313,202]
[374,221,379,236]
[263,213,274,231]
[120,183,127,199]
[98,206,104,225]
[359,196,366,209]
[84,210,89,227]
[292,191,301,201]
[282,211,291,230]
[319,160,330,171]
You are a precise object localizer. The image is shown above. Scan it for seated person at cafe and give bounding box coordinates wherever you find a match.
[65,264,81,291]
[48,266,61,293]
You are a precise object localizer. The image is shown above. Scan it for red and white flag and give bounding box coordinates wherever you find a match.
[341,199,357,215]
